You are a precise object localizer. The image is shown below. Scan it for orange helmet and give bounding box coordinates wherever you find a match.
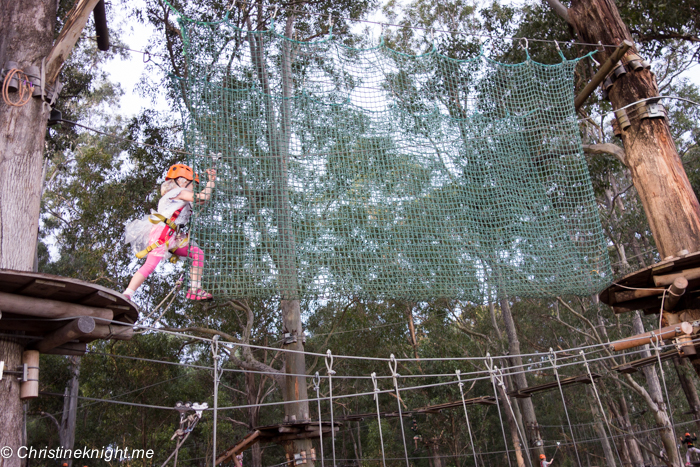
[540,454,546,459]
[687,433,691,437]
[166,164,199,184]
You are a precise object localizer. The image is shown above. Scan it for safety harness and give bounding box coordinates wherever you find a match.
[135,207,186,262]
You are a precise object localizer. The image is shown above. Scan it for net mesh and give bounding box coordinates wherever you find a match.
[177,16,612,300]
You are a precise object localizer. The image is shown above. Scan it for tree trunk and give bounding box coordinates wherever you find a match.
[245,371,262,467]
[0,2,57,465]
[501,299,544,463]
[496,380,527,467]
[672,356,700,433]
[275,16,313,466]
[427,439,445,467]
[59,356,80,466]
[585,385,617,467]
[631,312,682,467]
[565,0,700,259]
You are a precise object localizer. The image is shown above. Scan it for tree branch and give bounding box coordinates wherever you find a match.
[583,143,627,165]
[545,0,570,24]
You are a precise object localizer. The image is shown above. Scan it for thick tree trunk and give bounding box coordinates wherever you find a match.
[0,2,57,465]
[500,299,544,463]
[672,356,700,433]
[566,0,700,259]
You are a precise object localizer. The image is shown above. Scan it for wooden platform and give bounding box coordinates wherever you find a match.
[611,350,676,374]
[0,269,138,355]
[599,250,700,314]
[506,373,601,398]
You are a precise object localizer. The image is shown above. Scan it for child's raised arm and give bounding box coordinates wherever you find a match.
[175,168,216,203]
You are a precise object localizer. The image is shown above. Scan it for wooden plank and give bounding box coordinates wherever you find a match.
[16,279,65,298]
[45,0,102,84]
[611,350,676,373]
[79,290,116,307]
[43,342,87,356]
[31,317,95,353]
[0,291,113,320]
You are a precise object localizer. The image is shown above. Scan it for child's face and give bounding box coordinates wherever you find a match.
[176,177,194,192]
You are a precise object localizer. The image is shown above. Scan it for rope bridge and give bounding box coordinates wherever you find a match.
[177,15,611,300]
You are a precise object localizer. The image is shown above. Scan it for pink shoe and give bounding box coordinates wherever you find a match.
[186,288,213,301]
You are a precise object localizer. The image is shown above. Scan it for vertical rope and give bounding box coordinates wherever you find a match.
[548,349,582,467]
[651,334,683,464]
[313,372,325,467]
[579,350,624,467]
[372,372,387,467]
[495,367,534,467]
[325,350,337,467]
[456,370,479,467]
[389,354,411,467]
[486,354,513,467]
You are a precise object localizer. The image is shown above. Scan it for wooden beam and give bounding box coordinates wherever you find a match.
[574,40,633,110]
[0,291,113,320]
[83,323,134,341]
[44,0,102,84]
[216,430,261,465]
[653,266,700,287]
[16,279,65,298]
[43,342,87,356]
[663,277,688,311]
[609,322,693,351]
[31,317,95,353]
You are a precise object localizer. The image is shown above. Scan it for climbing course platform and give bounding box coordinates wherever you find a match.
[0,269,137,356]
[600,250,700,314]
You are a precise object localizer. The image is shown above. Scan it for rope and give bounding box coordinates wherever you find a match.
[371,372,387,467]
[548,349,583,467]
[486,354,512,467]
[456,370,479,467]
[313,372,325,467]
[2,68,33,107]
[139,277,184,328]
[389,354,411,467]
[579,350,624,467]
[325,350,337,467]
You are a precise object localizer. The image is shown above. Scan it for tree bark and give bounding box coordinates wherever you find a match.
[500,299,544,463]
[563,0,700,259]
[0,2,58,465]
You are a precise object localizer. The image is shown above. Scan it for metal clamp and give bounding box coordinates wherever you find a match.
[0,363,30,382]
[282,332,298,344]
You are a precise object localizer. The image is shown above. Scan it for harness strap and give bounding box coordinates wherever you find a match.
[135,207,185,259]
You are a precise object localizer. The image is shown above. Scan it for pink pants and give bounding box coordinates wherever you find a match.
[137,226,204,279]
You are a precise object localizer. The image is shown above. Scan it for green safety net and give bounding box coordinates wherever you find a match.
[176,16,612,300]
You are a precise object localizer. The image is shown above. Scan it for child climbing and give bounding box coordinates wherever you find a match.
[681,432,700,465]
[123,164,216,301]
[540,454,553,467]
